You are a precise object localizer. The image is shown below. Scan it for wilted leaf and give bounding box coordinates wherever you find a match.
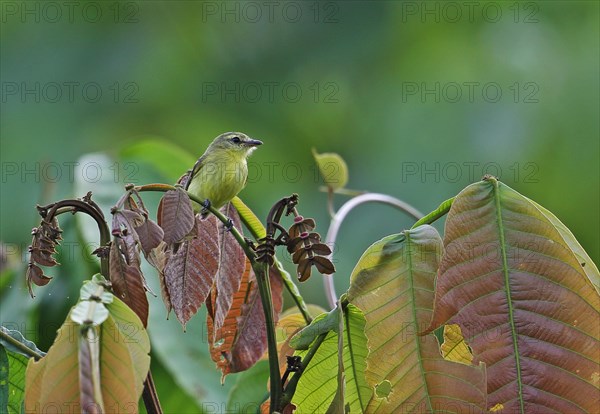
[312,148,349,190]
[109,240,149,326]
[164,214,220,329]
[348,226,487,413]
[426,178,600,413]
[213,204,247,337]
[158,188,195,244]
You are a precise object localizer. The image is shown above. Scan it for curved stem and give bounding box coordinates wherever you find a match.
[41,198,111,277]
[324,193,424,308]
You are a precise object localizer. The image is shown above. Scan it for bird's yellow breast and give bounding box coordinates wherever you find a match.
[187,150,249,211]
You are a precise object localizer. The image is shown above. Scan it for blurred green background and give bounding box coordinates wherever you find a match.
[1,1,598,411]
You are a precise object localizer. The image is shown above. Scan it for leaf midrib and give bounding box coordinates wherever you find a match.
[493,181,524,414]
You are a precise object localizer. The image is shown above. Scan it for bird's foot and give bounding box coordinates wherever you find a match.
[224,217,234,231]
[200,199,211,217]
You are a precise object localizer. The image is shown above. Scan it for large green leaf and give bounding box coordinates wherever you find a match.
[426,178,600,413]
[291,304,372,413]
[291,331,338,412]
[348,225,487,413]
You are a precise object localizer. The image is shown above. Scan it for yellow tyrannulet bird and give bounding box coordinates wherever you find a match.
[185,132,262,215]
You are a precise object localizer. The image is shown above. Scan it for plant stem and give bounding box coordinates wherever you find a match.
[323,193,424,308]
[40,198,111,277]
[254,261,282,413]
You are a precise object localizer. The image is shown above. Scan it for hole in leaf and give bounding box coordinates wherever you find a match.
[374,380,391,398]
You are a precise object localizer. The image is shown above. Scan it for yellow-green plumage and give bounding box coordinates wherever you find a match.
[186,132,261,213]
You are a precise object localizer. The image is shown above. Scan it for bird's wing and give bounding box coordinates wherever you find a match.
[184,153,207,190]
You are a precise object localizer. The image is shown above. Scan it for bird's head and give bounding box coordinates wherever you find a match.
[209,132,262,157]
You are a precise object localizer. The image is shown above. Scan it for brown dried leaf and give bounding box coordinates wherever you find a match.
[158,188,195,244]
[164,215,220,329]
[30,247,58,267]
[213,204,246,336]
[109,240,149,327]
[26,264,52,296]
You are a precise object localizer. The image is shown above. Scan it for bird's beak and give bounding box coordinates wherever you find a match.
[245,139,263,147]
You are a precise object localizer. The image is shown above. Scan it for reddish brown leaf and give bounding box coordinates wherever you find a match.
[135,218,164,256]
[164,215,220,329]
[208,258,253,379]
[426,179,600,413]
[213,204,246,336]
[158,188,195,244]
[109,240,149,327]
[209,263,284,378]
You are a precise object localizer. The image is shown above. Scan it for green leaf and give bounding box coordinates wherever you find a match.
[426,178,600,413]
[290,309,339,350]
[348,226,487,413]
[342,303,371,413]
[291,331,338,412]
[291,304,372,413]
[1,345,8,413]
[120,138,197,183]
[312,148,349,190]
[1,345,28,414]
[226,360,269,412]
[70,301,109,326]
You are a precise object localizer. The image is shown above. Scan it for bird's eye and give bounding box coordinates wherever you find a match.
[231,136,241,144]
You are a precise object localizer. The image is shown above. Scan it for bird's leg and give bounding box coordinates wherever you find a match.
[200,199,211,217]
[245,238,257,251]
[223,217,234,231]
